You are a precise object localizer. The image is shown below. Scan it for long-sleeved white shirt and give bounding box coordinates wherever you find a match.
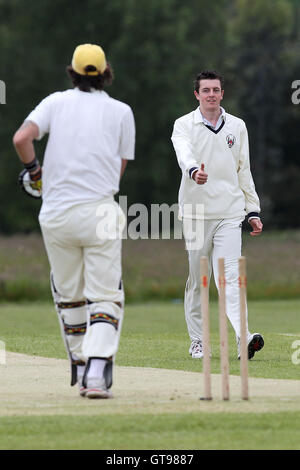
[171,106,260,220]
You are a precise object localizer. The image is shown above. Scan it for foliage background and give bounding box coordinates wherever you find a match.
[1,0,300,233]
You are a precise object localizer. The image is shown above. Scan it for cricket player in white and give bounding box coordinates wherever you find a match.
[13,44,135,398]
[171,70,264,360]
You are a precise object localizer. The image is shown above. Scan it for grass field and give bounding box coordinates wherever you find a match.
[1,300,300,380]
[0,299,300,450]
[0,230,299,449]
[0,229,299,302]
[1,412,300,450]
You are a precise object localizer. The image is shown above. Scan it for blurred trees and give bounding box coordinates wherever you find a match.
[227,0,299,225]
[0,0,299,233]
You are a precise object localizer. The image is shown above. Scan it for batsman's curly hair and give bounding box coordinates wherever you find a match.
[66,63,114,92]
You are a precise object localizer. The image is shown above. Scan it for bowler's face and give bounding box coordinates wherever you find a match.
[194,79,224,112]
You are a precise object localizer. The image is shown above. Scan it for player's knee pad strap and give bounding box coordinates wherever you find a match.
[89,312,119,330]
[87,299,123,322]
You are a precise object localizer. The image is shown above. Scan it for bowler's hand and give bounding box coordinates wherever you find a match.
[249,218,263,236]
[193,164,208,185]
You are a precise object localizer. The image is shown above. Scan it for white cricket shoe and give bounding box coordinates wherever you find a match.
[85,378,113,399]
[77,367,87,397]
[189,340,204,359]
[78,380,87,397]
[237,333,264,360]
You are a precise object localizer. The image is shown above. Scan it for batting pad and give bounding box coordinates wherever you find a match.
[82,301,123,359]
[59,304,87,363]
[50,273,87,385]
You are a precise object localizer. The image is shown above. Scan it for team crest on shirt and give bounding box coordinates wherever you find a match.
[226,134,236,148]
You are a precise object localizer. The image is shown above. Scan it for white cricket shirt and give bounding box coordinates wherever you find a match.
[171,106,260,220]
[26,88,135,218]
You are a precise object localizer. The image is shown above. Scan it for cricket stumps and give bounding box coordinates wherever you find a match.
[199,256,249,401]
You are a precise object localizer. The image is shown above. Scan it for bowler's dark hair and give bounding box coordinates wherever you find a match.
[66,63,114,92]
[194,70,224,93]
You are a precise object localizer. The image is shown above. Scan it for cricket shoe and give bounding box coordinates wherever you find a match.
[76,365,87,397]
[237,333,264,360]
[85,378,113,399]
[189,340,204,359]
[78,379,86,397]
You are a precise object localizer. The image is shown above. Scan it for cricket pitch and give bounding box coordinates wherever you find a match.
[1,352,299,416]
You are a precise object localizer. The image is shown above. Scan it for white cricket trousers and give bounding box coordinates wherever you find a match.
[39,197,125,363]
[183,216,251,343]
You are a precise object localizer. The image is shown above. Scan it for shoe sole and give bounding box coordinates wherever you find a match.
[190,348,210,359]
[190,351,204,358]
[85,388,113,399]
[248,334,264,360]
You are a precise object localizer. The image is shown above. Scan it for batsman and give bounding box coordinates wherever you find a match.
[171,70,264,361]
[13,44,135,398]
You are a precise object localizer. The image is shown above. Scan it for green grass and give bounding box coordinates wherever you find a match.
[1,412,300,450]
[0,299,300,449]
[1,231,299,449]
[0,230,299,301]
[1,299,300,380]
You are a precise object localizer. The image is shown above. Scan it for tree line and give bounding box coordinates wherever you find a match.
[0,0,299,233]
